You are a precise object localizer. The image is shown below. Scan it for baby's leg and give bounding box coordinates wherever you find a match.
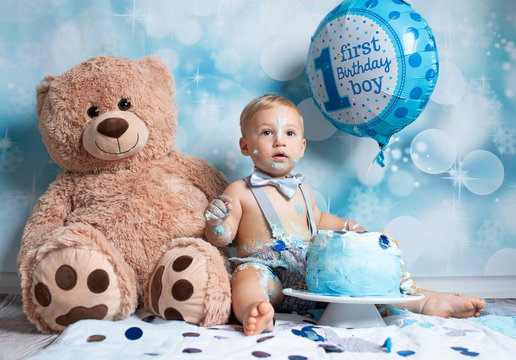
[400,289,485,318]
[231,263,282,336]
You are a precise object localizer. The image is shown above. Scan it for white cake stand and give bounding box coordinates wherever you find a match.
[283,288,425,328]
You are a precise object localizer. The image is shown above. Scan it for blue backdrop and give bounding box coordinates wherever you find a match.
[0,0,515,277]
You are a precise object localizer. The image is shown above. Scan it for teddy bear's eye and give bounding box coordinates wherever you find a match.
[87,106,100,118]
[118,99,131,111]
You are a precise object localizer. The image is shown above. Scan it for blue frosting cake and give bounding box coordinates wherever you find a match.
[306,230,403,297]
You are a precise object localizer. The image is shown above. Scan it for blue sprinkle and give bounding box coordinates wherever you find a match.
[379,234,390,248]
[288,356,308,360]
[398,350,416,356]
[273,240,286,252]
[383,337,393,353]
[125,326,143,340]
[395,107,408,118]
[409,53,422,67]
[392,0,406,4]
[183,348,202,353]
[451,347,468,352]
[144,354,160,357]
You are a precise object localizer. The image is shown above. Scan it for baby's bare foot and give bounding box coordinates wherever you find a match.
[421,291,485,318]
[243,302,274,336]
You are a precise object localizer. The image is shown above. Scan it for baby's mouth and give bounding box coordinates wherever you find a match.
[272,152,288,162]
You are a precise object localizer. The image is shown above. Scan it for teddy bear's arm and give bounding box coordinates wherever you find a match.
[167,150,228,201]
[18,173,73,266]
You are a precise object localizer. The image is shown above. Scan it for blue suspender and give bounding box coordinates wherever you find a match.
[244,176,318,238]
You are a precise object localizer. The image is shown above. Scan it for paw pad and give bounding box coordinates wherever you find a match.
[148,250,208,324]
[32,248,122,331]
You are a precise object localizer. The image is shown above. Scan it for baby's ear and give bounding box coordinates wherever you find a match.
[239,137,250,156]
[36,75,56,118]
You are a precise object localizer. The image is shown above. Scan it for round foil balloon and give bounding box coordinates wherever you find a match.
[307,0,438,166]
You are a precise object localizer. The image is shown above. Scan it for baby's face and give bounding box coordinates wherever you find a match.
[240,105,306,178]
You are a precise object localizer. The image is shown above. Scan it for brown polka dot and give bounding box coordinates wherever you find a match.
[87,269,109,294]
[55,265,77,290]
[55,304,108,326]
[164,307,184,321]
[34,282,51,307]
[172,279,193,301]
[172,256,193,272]
[87,335,106,342]
[150,265,164,314]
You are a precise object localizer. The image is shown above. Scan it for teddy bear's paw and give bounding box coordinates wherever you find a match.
[31,247,125,332]
[147,245,210,324]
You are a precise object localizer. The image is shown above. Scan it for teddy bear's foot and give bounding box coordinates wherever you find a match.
[29,244,137,333]
[145,237,231,327]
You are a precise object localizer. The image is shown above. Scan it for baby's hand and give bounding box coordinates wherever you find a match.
[204,194,233,227]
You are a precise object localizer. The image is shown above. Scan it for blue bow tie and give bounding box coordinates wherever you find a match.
[249,169,304,199]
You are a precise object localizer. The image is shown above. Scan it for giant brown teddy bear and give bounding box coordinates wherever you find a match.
[17,55,231,333]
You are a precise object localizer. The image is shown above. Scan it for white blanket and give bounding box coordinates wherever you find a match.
[28,309,516,359]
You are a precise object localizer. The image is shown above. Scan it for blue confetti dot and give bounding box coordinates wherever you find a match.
[406,27,419,39]
[408,53,422,67]
[410,87,422,99]
[398,350,416,356]
[395,107,408,118]
[392,0,405,4]
[365,0,379,8]
[288,356,308,360]
[425,69,436,81]
[320,344,344,353]
[252,351,271,358]
[419,98,429,109]
[410,12,422,22]
[389,11,400,20]
[273,240,286,252]
[125,327,143,340]
[425,43,435,51]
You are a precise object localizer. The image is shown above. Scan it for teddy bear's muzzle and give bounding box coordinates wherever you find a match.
[82,111,149,161]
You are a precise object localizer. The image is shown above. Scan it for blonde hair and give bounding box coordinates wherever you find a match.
[240,94,303,136]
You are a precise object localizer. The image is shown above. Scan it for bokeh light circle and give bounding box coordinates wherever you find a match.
[410,129,456,174]
[384,216,428,265]
[462,150,504,196]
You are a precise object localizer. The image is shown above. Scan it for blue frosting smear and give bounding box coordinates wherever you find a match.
[306,230,403,297]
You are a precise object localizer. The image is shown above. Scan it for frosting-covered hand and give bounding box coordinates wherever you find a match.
[205,194,233,228]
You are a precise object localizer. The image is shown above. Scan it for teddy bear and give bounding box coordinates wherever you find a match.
[17,55,232,333]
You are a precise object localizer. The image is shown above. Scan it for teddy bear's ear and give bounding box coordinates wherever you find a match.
[138,56,175,96]
[36,75,56,118]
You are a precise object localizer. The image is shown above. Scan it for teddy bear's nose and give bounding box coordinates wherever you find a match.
[96,118,129,139]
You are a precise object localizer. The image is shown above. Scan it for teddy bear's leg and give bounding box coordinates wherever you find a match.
[19,224,138,333]
[145,237,231,327]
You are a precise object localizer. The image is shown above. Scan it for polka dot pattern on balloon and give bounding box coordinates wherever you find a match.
[307,0,439,157]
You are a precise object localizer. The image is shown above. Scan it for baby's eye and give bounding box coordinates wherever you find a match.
[286,130,295,136]
[262,130,273,136]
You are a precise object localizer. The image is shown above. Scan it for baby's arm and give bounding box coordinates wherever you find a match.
[306,183,366,232]
[204,182,243,247]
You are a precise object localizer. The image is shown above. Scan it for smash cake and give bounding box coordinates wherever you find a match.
[306,230,418,297]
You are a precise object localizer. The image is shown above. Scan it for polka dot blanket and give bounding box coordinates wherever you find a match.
[27,308,516,359]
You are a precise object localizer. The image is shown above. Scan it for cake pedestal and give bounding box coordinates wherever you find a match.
[283,288,425,328]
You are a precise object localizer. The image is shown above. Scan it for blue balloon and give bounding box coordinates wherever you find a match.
[307,0,438,166]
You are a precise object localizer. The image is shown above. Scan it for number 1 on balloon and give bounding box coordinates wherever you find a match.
[313,47,351,112]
